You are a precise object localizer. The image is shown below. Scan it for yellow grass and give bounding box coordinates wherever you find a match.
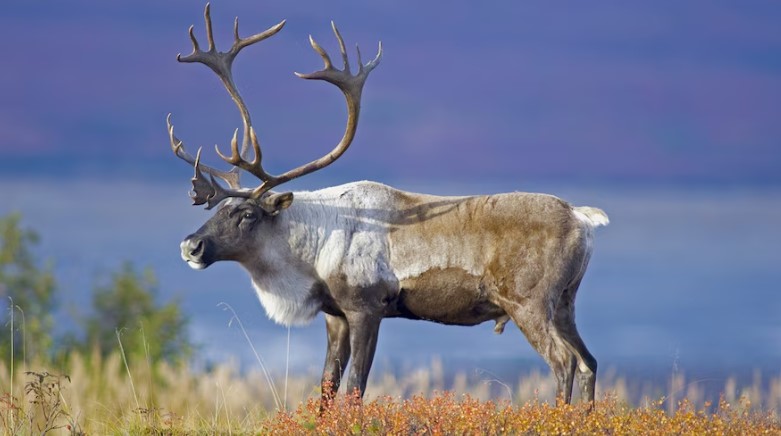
[0,353,779,434]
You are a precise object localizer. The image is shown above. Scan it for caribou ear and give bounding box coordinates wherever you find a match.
[260,192,294,216]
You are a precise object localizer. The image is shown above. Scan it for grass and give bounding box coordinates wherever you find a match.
[0,352,779,434]
[264,391,781,435]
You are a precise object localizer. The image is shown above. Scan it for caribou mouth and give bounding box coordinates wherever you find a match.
[185,259,208,270]
[181,251,209,270]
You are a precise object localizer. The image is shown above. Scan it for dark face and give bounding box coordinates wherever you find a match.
[180,192,293,269]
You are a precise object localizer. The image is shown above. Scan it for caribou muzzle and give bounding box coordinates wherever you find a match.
[180,235,211,270]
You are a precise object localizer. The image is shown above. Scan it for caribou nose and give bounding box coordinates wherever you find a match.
[181,236,205,258]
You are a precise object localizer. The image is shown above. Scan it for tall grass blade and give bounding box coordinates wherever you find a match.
[14,305,25,372]
[217,302,282,410]
[7,297,13,431]
[284,325,290,410]
[116,328,140,411]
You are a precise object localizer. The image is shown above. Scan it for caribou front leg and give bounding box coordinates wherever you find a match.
[344,312,382,399]
[321,314,350,406]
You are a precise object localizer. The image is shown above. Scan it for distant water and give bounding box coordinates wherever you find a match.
[2,177,779,388]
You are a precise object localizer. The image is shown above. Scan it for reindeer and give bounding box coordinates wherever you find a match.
[167,4,609,405]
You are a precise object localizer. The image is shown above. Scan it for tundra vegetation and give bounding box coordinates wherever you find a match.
[1,213,780,433]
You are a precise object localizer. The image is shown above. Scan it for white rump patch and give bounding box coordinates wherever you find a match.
[573,206,610,227]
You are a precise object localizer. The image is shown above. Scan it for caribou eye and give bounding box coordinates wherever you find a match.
[242,211,256,221]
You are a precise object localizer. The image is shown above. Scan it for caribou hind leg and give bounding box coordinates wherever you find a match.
[552,335,578,404]
[502,297,579,404]
[555,323,597,404]
[553,280,598,404]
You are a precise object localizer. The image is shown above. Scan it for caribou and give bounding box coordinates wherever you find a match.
[168,4,609,405]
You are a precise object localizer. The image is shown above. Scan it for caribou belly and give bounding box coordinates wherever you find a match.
[392,267,506,326]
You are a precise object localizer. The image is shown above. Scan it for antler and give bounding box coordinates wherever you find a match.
[167,3,381,209]
[222,22,383,199]
[167,3,285,208]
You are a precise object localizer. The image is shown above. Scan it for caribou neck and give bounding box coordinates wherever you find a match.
[238,201,327,327]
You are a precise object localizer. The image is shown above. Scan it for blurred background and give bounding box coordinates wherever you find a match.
[1,0,779,397]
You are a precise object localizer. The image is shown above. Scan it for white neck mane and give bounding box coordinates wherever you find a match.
[251,280,319,327]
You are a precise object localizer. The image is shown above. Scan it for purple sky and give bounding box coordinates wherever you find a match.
[1,1,779,184]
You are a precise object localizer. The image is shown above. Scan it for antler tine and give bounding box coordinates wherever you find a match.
[307,35,333,71]
[361,41,383,75]
[187,26,200,53]
[214,128,242,165]
[205,3,216,52]
[214,127,273,182]
[189,147,214,206]
[331,22,350,74]
[234,16,286,53]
